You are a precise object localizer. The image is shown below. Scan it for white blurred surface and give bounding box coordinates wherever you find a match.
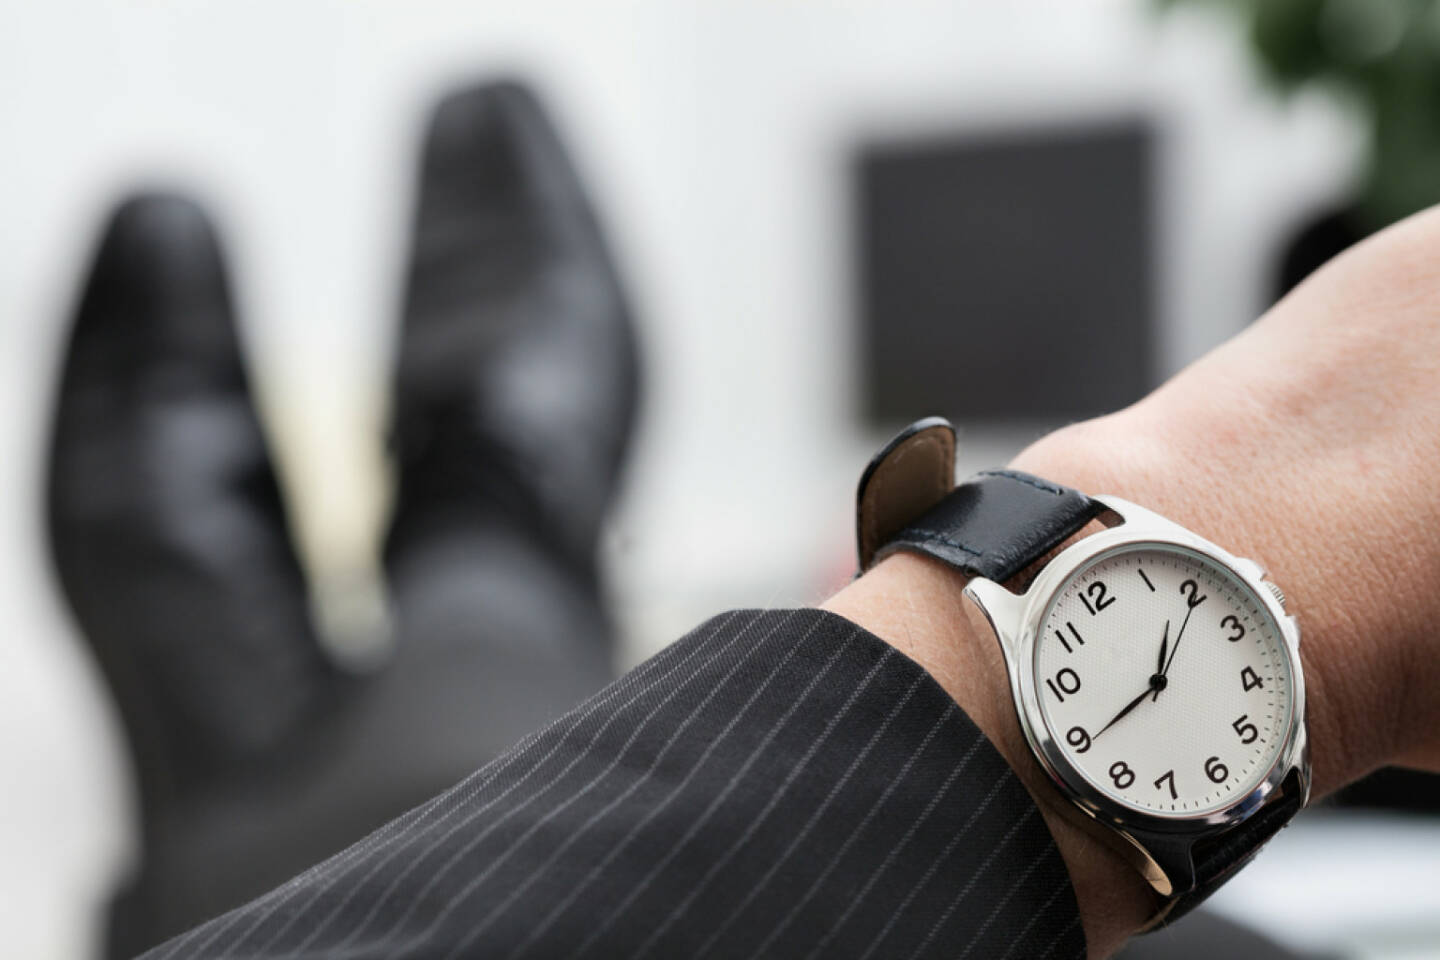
[0,1,1380,957]
[1207,812,1440,959]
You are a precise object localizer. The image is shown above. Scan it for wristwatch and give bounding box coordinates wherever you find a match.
[855,417,1310,923]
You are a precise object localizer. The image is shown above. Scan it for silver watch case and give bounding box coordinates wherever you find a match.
[963,494,1311,897]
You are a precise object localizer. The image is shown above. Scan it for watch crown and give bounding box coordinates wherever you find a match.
[1264,580,1287,610]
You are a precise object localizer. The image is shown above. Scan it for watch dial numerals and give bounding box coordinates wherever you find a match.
[1046,668,1082,703]
[1055,621,1084,654]
[1078,580,1115,616]
[1109,761,1135,789]
[1036,545,1294,816]
[1179,578,1207,609]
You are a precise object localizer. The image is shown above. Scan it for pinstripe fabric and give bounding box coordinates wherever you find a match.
[139,609,1085,959]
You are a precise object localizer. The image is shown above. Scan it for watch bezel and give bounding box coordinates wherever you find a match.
[965,495,1309,840]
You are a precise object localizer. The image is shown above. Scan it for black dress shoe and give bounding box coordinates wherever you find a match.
[47,193,335,955]
[47,193,330,782]
[387,80,641,581]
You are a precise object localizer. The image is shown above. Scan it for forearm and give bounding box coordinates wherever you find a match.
[143,608,1087,960]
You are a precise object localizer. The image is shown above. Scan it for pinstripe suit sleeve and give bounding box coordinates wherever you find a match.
[140,608,1086,960]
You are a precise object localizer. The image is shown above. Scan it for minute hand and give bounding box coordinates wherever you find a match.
[1092,686,1153,741]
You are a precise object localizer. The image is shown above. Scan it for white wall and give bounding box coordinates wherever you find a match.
[0,2,1360,955]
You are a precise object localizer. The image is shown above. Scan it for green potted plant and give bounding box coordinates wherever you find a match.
[1161,0,1440,292]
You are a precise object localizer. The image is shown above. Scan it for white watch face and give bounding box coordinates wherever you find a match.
[1034,543,1294,817]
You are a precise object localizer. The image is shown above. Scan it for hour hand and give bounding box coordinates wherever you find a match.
[1151,619,1171,702]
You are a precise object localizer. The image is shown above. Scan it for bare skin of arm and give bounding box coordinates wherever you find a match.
[826,202,1440,957]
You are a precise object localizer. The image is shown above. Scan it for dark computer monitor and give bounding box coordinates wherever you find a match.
[855,117,1156,424]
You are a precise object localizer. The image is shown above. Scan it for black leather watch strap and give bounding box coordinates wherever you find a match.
[875,470,1102,582]
[855,417,957,571]
[1154,771,1305,923]
[854,418,1102,580]
[860,455,1102,585]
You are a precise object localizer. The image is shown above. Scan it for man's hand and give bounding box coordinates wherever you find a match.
[827,203,1440,956]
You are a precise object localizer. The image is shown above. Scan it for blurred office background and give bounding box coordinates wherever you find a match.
[3,1,1438,957]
